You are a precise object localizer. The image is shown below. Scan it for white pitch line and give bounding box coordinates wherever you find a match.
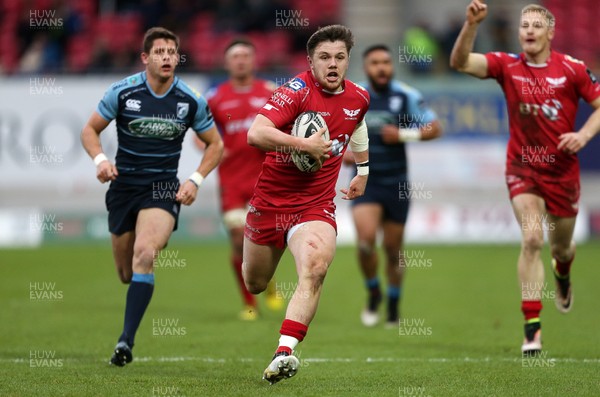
[3,357,600,364]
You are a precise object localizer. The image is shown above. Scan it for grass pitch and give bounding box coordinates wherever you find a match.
[2,242,600,396]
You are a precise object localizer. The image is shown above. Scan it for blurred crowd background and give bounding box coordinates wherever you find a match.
[3,0,598,76]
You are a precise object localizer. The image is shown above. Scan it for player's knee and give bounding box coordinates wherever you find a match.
[550,241,573,262]
[302,259,329,285]
[242,262,268,294]
[358,240,375,256]
[245,279,267,295]
[133,244,157,271]
[521,232,544,252]
[383,244,400,264]
[118,270,132,284]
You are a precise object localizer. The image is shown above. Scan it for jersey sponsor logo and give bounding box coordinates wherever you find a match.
[263,103,279,111]
[177,102,189,119]
[125,99,142,112]
[343,108,361,119]
[283,77,306,92]
[389,96,403,113]
[128,117,186,140]
[519,99,562,121]
[271,91,294,108]
[545,77,566,87]
[225,115,254,134]
[112,79,128,91]
[317,111,331,117]
[219,99,240,110]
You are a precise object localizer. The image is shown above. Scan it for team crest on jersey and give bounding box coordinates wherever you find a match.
[546,76,566,87]
[343,108,361,119]
[177,102,189,119]
[389,96,403,113]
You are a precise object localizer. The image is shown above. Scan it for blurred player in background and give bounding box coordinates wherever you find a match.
[451,1,600,354]
[345,44,442,328]
[202,39,282,320]
[81,27,223,366]
[244,25,370,384]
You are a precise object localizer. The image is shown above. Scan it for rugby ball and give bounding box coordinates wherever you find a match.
[290,111,330,173]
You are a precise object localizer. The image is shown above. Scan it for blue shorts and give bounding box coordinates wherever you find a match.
[105,179,181,235]
[352,182,410,224]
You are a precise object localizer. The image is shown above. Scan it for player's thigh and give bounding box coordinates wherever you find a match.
[382,220,405,261]
[511,193,546,244]
[287,221,337,278]
[134,208,175,254]
[546,213,576,250]
[111,231,135,283]
[242,236,285,283]
[352,203,383,244]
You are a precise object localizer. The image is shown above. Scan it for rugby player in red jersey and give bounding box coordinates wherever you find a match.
[203,39,283,320]
[451,1,600,354]
[243,25,370,383]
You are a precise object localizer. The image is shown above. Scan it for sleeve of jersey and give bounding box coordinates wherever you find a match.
[575,63,600,103]
[484,52,505,81]
[192,96,216,134]
[406,90,437,125]
[96,84,120,121]
[257,86,302,129]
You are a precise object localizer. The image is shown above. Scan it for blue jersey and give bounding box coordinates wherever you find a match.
[97,71,215,185]
[361,80,436,185]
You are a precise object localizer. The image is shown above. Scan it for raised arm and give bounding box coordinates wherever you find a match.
[449,0,490,78]
[81,111,118,183]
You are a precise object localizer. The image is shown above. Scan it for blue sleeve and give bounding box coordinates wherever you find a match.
[405,88,437,126]
[96,82,120,121]
[192,95,216,134]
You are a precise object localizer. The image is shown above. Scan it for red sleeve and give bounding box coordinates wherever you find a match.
[258,76,307,130]
[485,52,506,82]
[573,61,600,104]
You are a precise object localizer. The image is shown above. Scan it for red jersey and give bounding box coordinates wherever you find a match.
[206,79,275,196]
[485,50,600,181]
[255,70,370,210]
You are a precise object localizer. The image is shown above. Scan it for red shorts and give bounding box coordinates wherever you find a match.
[506,174,580,217]
[244,196,337,249]
[220,183,255,212]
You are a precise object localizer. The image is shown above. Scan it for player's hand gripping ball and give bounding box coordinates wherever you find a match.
[290,111,330,173]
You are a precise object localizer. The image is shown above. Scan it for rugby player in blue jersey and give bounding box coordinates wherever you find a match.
[81,27,223,366]
[346,45,442,327]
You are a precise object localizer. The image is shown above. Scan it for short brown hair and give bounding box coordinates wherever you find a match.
[224,38,255,54]
[306,25,354,57]
[142,27,179,54]
[521,4,555,28]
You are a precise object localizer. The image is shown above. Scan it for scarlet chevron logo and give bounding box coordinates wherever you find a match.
[545,77,566,87]
[343,108,360,118]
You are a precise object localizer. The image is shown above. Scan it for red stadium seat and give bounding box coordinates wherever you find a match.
[66,35,93,72]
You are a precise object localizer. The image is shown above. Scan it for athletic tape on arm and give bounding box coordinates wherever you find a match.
[349,119,368,153]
